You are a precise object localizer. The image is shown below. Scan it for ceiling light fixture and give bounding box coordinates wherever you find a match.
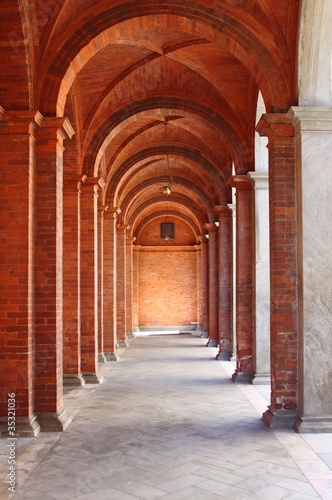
[159,119,173,196]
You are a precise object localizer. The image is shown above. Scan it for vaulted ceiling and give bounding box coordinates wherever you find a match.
[0,0,301,241]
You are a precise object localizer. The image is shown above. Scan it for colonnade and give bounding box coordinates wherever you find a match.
[1,107,332,436]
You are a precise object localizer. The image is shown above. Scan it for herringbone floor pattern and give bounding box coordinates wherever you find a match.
[1,333,332,499]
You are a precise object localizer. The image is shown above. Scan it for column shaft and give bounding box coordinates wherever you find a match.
[80,179,101,383]
[126,237,135,339]
[102,208,119,360]
[257,112,300,427]
[198,237,209,337]
[204,223,218,347]
[0,111,42,436]
[34,117,73,430]
[63,175,84,386]
[116,224,129,347]
[133,246,140,331]
[229,176,255,382]
[215,206,233,360]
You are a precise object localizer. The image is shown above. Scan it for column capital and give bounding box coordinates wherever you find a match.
[80,176,105,195]
[126,236,136,244]
[204,222,218,234]
[0,110,43,133]
[81,175,104,187]
[214,205,232,218]
[248,171,268,190]
[101,207,121,220]
[197,235,208,244]
[256,110,300,139]
[117,224,130,234]
[39,116,75,140]
[229,175,254,190]
[289,106,332,132]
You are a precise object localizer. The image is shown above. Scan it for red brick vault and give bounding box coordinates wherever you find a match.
[3,0,327,436]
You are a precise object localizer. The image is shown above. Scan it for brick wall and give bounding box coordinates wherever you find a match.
[138,248,197,327]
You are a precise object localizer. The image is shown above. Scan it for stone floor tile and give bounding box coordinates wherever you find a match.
[1,333,331,500]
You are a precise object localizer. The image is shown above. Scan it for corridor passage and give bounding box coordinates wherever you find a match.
[1,333,332,499]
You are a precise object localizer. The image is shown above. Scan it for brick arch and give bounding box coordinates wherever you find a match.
[127,197,208,236]
[84,97,250,177]
[81,47,249,140]
[134,211,200,244]
[94,111,231,181]
[118,176,216,227]
[115,158,225,210]
[106,144,229,206]
[37,4,293,116]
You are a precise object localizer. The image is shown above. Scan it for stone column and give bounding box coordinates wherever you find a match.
[197,236,209,338]
[34,117,74,431]
[116,224,129,348]
[126,236,136,340]
[290,107,332,432]
[0,110,42,436]
[248,172,270,384]
[63,175,85,386]
[204,223,218,348]
[215,206,233,360]
[257,112,300,427]
[80,177,102,383]
[229,175,255,383]
[102,207,120,361]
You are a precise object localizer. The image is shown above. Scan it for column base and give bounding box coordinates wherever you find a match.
[37,407,72,432]
[262,407,297,429]
[116,340,128,348]
[104,351,118,361]
[98,353,107,363]
[82,372,103,384]
[0,414,41,437]
[207,339,218,347]
[251,374,271,385]
[63,373,86,386]
[216,350,231,361]
[126,333,135,340]
[294,414,332,433]
[231,371,255,383]
[200,331,209,339]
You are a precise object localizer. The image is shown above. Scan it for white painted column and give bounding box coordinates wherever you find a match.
[248,172,270,384]
[291,107,332,432]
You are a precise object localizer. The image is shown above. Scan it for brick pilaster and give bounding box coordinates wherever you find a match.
[256,112,300,427]
[0,110,42,436]
[102,207,120,360]
[204,223,218,348]
[229,175,255,382]
[116,224,130,347]
[215,206,233,360]
[34,117,74,431]
[194,245,202,330]
[126,236,136,339]
[63,175,85,386]
[80,177,102,383]
[133,246,140,331]
[197,236,209,337]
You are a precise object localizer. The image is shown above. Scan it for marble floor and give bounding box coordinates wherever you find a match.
[1,332,332,500]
